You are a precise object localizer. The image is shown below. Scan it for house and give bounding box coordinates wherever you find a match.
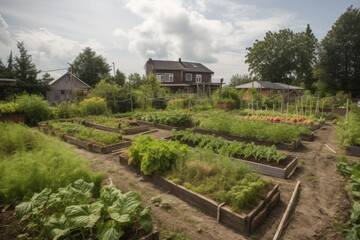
[46,72,90,105]
[235,80,304,100]
[145,58,221,94]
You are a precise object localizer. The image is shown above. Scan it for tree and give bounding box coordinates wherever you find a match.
[229,74,257,87]
[128,73,143,89]
[113,69,126,86]
[41,72,54,84]
[315,6,360,96]
[69,47,111,87]
[245,27,317,87]
[13,42,45,95]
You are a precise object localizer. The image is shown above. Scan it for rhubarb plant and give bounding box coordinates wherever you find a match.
[15,179,152,240]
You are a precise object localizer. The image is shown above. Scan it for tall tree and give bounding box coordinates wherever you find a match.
[13,42,44,94]
[41,72,54,84]
[315,6,360,96]
[245,27,317,87]
[69,47,111,87]
[5,51,14,78]
[113,69,126,86]
[128,73,143,89]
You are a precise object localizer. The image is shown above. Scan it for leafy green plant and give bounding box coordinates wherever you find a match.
[337,107,360,146]
[128,135,188,175]
[55,101,80,118]
[336,157,360,239]
[132,110,193,127]
[80,97,108,116]
[172,130,286,163]
[47,121,122,146]
[15,179,152,240]
[0,102,19,113]
[16,94,54,125]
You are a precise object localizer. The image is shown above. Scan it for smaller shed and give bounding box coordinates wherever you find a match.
[235,81,304,99]
[46,72,90,105]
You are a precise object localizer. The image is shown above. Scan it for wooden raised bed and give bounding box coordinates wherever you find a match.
[38,125,131,154]
[300,132,315,141]
[345,145,360,157]
[135,120,185,131]
[118,155,280,234]
[165,137,298,179]
[0,113,26,123]
[193,128,301,151]
[83,121,120,133]
[83,121,151,135]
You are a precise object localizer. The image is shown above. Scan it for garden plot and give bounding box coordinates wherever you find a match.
[119,135,280,234]
[39,121,131,153]
[337,107,360,157]
[171,130,298,179]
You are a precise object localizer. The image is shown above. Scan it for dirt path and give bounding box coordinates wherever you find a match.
[62,124,349,240]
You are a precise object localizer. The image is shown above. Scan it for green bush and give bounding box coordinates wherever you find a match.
[80,97,108,116]
[55,101,80,118]
[212,87,241,108]
[0,102,19,113]
[0,123,102,202]
[16,94,53,125]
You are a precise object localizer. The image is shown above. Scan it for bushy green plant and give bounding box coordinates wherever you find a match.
[80,97,108,116]
[132,110,193,127]
[55,101,80,118]
[0,123,101,202]
[337,107,360,146]
[173,130,286,163]
[212,87,241,109]
[47,121,122,146]
[128,135,188,175]
[15,179,152,239]
[0,102,19,113]
[16,94,53,125]
[336,157,360,239]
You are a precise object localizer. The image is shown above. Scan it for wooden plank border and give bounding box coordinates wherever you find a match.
[345,145,360,157]
[118,155,280,234]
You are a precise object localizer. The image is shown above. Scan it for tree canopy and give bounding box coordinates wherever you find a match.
[315,6,360,97]
[69,47,111,87]
[245,26,317,87]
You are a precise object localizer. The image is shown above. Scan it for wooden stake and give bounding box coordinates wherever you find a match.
[273,181,301,240]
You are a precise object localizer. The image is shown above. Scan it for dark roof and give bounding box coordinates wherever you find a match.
[148,59,213,73]
[0,78,16,86]
[235,81,304,90]
[49,72,91,88]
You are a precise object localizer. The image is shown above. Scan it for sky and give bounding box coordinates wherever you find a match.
[0,0,359,83]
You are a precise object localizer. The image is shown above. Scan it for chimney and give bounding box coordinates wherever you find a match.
[149,58,152,62]
[179,58,181,63]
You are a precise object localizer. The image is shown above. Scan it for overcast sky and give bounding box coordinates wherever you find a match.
[0,0,358,83]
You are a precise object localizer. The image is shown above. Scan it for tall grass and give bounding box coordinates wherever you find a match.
[0,123,102,203]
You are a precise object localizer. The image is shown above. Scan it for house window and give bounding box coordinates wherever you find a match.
[164,73,174,82]
[60,90,65,94]
[196,74,202,83]
[156,74,164,82]
[185,73,192,81]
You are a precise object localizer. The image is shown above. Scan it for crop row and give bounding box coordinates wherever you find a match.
[172,130,286,163]
[131,111,193,127]
[337,107,360,147]
[46,121,122,146]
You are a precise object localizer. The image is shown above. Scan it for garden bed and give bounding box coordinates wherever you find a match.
[136,119,185,131]
[38,125,131,153]
[0,112,26,123]
[118,155,280,234]
[300,132,315,141]
[345,145,360,157]
[166,136,298,179]
[193,128,301,151]
[83,120,151,135]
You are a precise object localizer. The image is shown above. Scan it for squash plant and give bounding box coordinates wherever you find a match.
[173,130,286,163]
[128,135,189,175]
[16,179,152,240]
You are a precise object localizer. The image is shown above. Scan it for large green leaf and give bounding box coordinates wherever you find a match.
[72,179,94,193]
[139,207,153,232]
[100,185,122,206]
[15,188,51,218]
[107,191,141,224]
[65,202,103,228]
[97,220,124,240]
[45,214,71,240]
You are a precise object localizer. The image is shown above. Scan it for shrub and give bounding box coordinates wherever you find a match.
[55,101,80,118]
[0,102,19,114]
[80,97,108,116]
[16,94,53,125]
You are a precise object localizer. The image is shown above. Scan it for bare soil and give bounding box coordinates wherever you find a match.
[0,124,352,240]
[66,124,351,240]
